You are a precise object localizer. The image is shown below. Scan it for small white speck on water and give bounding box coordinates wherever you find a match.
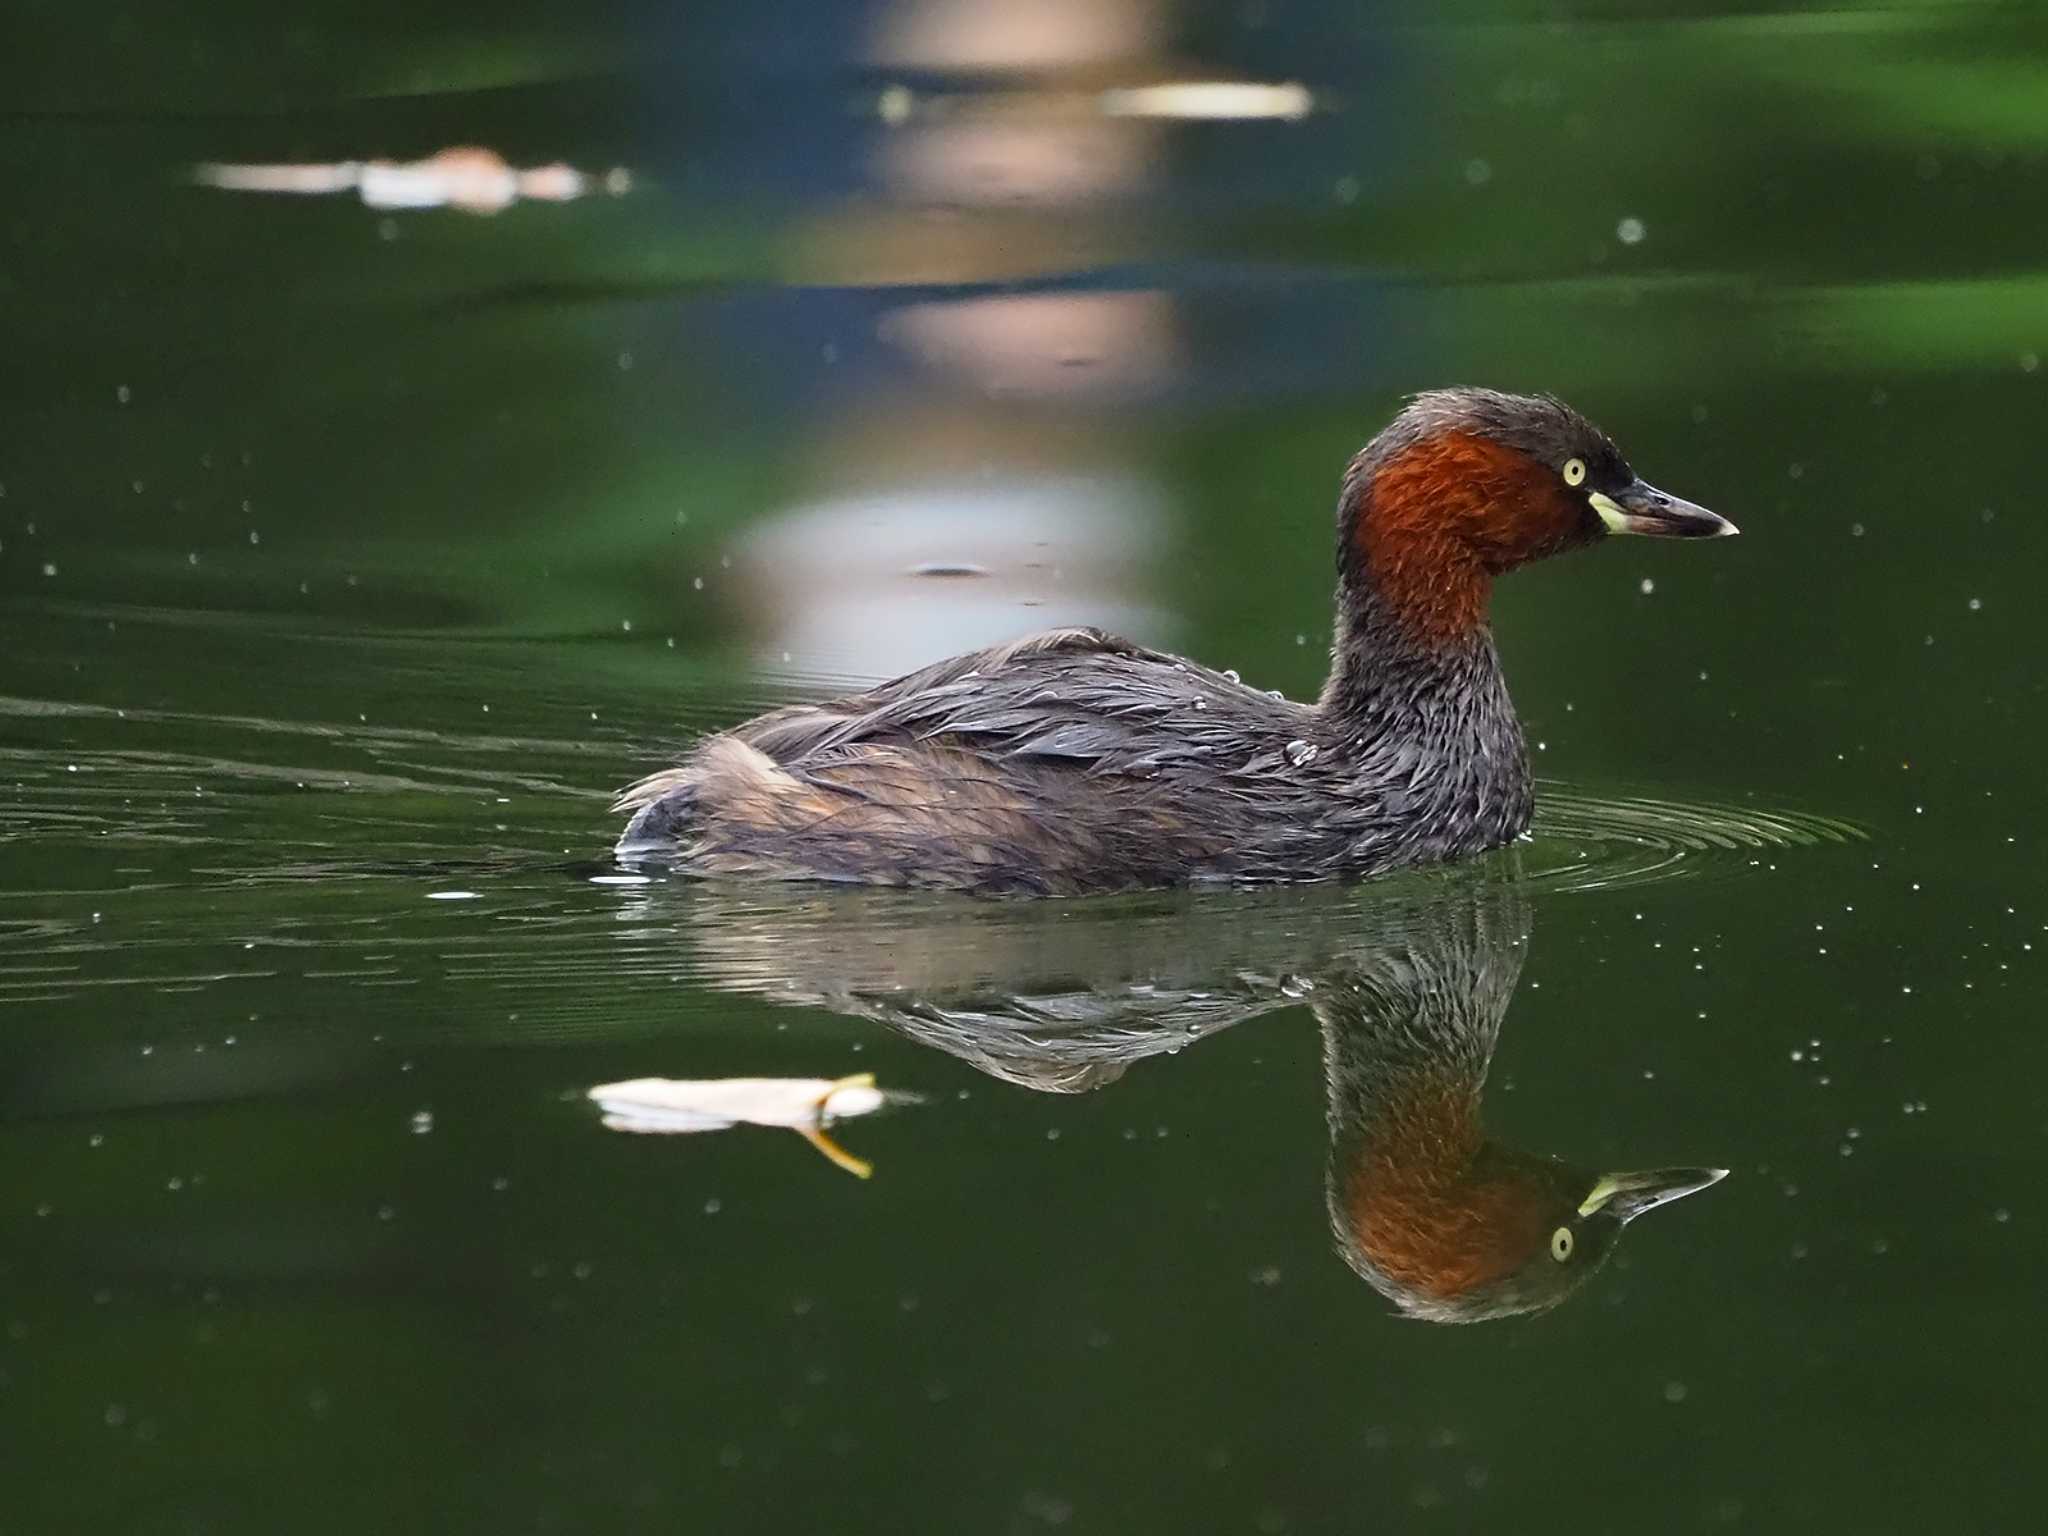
[703,1198,722,1215]
[1662,1381,1687,1404]
[1851,522,1866,537]
[621,619,632,632]
[693,576,705,591]
[1616,216,1646,245]
[1994,1207,2012,1224]
[409,1110,434,1136]
[426,890,480,901]
[1967,597,1982,611]
[1464,157,1492,186]
[1334,175,1360,205]
[116,384,132,405]
[2022,351,2040,374]
[41,562,57,578]
[1639,577,1655,595]
[1294,632,1307,646]
[616,351,634,371]
[877,82,914,124]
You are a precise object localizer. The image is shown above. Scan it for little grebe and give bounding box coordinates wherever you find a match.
[615,388,1735,893]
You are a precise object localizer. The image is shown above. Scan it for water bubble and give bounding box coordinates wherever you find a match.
[1616,216,1647,245]
[1284,739,1319,767]
[409,1110,434,1136]
[1464,158,1493,186]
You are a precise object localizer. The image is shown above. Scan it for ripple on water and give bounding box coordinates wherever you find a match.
[1522,782,1867,895]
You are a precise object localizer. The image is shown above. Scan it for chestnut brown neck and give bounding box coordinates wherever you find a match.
[1341,431,1562,649]
[1340,1073,1552,1301]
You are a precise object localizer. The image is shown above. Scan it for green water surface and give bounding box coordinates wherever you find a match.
[5,2,2047,1531]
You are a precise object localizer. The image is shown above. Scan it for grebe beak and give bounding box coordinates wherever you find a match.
[1577,1166,1729,1223]
[1590,479,1739,539]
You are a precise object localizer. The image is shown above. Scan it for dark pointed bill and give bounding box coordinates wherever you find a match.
[1590,479,1739,539]
[1577,1165,1729,1222]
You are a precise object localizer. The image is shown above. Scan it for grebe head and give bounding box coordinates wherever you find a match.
[1336,388,1735,645]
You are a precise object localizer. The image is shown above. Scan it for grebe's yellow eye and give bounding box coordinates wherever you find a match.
[1562,458,1587,487]
[1549,1226,1574,1262]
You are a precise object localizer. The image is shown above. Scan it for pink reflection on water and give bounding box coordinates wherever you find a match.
[195,146,631,215]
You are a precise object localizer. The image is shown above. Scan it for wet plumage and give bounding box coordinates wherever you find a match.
[615,388,1734,893]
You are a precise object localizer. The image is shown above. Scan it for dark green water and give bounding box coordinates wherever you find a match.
[6,2,2047,1530]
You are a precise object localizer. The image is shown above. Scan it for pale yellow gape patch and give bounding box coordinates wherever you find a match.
[1589,490,1633,534]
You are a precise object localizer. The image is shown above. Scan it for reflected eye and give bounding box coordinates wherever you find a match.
[1562,458,1587,487]
[1550,1226,1575,1262]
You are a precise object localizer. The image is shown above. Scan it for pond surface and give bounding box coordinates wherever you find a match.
[6,1,2047,1530]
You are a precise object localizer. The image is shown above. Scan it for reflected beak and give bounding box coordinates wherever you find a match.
[1578,1166,1728,1222]
[1590,480,1739,539]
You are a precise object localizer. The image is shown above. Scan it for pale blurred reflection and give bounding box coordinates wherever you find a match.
[755,0,1204,684]
[1098,80,1314,120]
[877,113,1152,204]
[869,0,1163,72]
[194,146,631,215]
[878,290,1179,398]
[731,474,1172,681]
